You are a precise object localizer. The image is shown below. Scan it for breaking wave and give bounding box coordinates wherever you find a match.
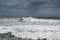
[0,17,60,40]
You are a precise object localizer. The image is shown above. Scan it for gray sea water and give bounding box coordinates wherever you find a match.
[0,17,60,40]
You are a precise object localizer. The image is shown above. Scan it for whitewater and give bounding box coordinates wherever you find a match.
[0,17,60,40]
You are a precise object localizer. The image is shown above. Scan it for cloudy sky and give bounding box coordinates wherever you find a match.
[0,0,60,17]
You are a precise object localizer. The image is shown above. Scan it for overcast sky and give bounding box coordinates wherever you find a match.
[0,0,60,17]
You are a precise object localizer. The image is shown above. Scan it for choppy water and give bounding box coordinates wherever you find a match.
[0,17,60,40]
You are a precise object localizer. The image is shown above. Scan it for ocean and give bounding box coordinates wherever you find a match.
[0,17,60,40]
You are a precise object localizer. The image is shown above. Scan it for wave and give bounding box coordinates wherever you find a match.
[0,17,60,40]
[19,17,60,22]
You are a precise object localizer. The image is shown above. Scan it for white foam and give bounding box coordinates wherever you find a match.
[0,17,60,40]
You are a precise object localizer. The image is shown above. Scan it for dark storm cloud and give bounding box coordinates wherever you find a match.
[0,0,60,17]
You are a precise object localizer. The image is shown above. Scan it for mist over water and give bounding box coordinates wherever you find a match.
[0,17,60,40]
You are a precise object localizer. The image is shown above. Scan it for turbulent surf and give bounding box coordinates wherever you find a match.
[0,17,60,40]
